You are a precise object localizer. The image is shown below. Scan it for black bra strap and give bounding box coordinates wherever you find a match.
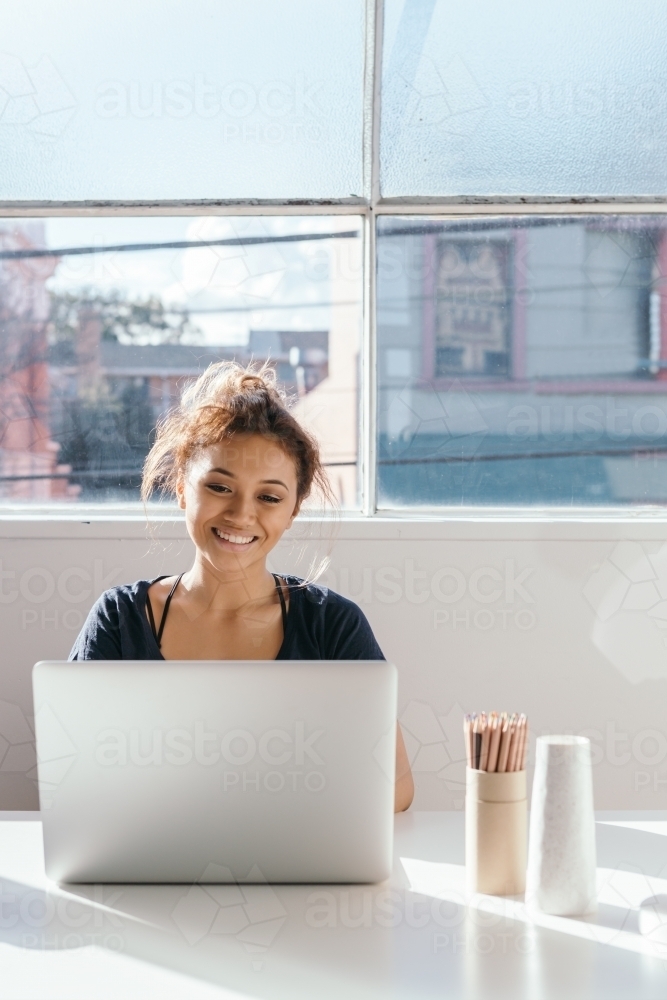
[147,574,184,649]
[148,573,285,650]
[273,574,288,633]
[145,589,158,640]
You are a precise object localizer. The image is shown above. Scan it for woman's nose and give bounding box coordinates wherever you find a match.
[222,491,255,525]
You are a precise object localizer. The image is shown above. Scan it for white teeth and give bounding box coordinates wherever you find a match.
[214,528,254,545]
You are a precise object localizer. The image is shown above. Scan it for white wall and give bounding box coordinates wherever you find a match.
[2,514,667,812]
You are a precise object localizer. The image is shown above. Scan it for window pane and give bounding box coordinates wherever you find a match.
[0,0,364,201]
[381,0,667,197]
[0,216,362,507]
[377,215,667,506]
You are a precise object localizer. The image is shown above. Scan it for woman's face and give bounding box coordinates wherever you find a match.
[177,434,300,577]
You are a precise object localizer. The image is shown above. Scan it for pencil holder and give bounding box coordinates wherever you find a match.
[465,767,527,896]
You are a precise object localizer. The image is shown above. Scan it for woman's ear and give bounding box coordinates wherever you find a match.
[287,502,301,528]
[175,471,186,510]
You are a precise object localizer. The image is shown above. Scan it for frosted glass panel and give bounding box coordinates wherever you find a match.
[0,0,364,201]
[381,0,667,197]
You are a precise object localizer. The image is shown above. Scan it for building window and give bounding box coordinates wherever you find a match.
[432,238,511,379]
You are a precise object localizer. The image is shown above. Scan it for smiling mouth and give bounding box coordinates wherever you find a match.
[212,527,258,547]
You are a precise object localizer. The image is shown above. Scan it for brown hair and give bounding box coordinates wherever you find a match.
[141,360,333,507]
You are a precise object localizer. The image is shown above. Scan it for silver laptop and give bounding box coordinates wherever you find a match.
[32,660,397,884]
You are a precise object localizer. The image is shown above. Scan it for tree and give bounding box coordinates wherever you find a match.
[47,288,201,348]
[45,289,202,499]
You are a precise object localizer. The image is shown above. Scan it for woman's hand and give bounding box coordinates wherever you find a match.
[395,723,414,812]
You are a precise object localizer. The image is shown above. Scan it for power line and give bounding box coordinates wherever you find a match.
[380,218,666,238]
[2,444,666,483]
[0,230,359,262]
[176,300,359,315]
[0,461,358,482]
[378,444,667,466]
[1,217,658,265]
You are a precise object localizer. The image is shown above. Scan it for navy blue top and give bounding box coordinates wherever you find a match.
[68,575,385,661]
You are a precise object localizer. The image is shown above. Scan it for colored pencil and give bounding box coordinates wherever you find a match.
[514,715,526,772]
[464,715,472,768]
[507,715,520,772]
[474,715,482,769]
[463,711,529,772]
[521,720,529,771]
[488,712,501,772]
[480,712,490,770]
[497,714,513,773]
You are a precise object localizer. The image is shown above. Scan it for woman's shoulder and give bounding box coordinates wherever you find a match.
[281,575,368,618]
[280,574,384,659]
[70,579,163,661]
[93,578,165,613]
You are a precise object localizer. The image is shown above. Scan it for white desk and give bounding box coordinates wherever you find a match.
[0,811,666,999]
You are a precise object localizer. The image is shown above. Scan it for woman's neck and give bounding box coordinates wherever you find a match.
[179,556,277,612]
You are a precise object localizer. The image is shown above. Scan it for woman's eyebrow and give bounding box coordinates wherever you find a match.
[208,468,288,490]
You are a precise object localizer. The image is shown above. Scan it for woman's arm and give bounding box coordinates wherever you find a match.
[320,595,413,810]
[395,723,414,813]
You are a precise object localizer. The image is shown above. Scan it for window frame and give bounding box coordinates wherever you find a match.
[2,0,667,520]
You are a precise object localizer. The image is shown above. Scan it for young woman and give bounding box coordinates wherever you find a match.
[70,362,414,812]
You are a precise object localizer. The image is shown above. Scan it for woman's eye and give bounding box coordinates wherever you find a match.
[259,494,282,504]
[207,483,231,494]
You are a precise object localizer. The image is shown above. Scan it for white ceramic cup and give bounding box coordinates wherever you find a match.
[525,735,597,915]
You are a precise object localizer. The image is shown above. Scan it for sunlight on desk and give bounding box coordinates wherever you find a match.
[0,812,666,1000]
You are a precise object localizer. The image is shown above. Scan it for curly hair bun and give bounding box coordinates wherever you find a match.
[141,360,332,506]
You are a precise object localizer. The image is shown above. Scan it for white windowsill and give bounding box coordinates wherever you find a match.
[0,505,666,539]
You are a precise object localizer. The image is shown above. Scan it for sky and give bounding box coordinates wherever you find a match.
[30,215,361,346]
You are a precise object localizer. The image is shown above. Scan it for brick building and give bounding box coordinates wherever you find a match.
[0,224,78,501]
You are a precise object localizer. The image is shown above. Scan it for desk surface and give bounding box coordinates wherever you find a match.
[0,810,666,1000]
